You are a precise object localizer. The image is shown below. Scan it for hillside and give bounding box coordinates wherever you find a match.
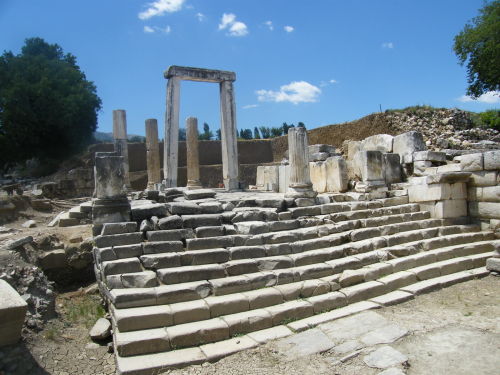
[271,107,499,161]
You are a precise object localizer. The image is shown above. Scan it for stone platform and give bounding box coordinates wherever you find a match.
[90,189,499,375]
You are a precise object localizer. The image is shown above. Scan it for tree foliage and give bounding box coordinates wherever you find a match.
[453,0,500,98]
[0,37,102,167]
[198,122,214,140]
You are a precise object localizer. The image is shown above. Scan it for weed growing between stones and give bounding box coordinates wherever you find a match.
[63,295,105,328]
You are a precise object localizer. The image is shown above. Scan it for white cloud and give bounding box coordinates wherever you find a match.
[143,25,171,34]
[196,12,205,22]
[265,21,274,31]
[219,13,236,30]
[330,79,338,84]
[218,13,248,36]
[382,42,394,49]
[243,104,259,109]
[256,81,321,105]
[458,91,500,104]
[139,0,185,20]
[284,25,294,33]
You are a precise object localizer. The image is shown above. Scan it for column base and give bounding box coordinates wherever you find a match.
[186,180,203,190]
[92,197,131,236]
[285,184,317,199]
[224,178,240,191]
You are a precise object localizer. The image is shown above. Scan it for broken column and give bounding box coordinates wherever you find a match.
[92,152,131,236]
[186,117,202,190]
[164,77,181,187]
[286,127,317,199]
[145,119,161,189]
[112,110,131,189]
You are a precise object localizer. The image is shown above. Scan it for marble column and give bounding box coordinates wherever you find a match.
[164,77,181,187]
[92,152,131,236]
[219,80,239,190]
[112,110,131,189]
[285,127,317,198]
[186,117,202,189]
[145,119,161,189]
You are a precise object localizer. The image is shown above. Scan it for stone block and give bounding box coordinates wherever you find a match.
[325,156,348,192]
[167,318,229,348]
[183,189,217,200]
[113,244,143,259]
[113,305,173,332]
[157,264,225,284]
[484,150,500,170]
[413,151,446,162]
[168,202,201,215]
[115,328,170,357]
[101,222,137,235]
[413,161,432,176]
[141,253,182,269]
[341,281,388,303]
[242,288,284,309]
[0,280,28,347]
[210,275,253,296]
[199,202,223,214]
[310,161,327,193]
[408,183,451,202]
[256,166,265,187]
[94,232,143,248]
[155,281,212,304]
[222,309,273,336]
[205,293,250,318]
[224,259,259,276]
[102,258,142,276]
[460,153,484,171]
[265,300,314,325]
[263,166,280,192]
[181,214,222,228]
[171,299,210,325]
[309,152,330,162]
[158,215,183,229]
[362,134,394,153]
[195,226,224,238]
[436,163,462,173]
[347,141,362,160]
[131,203,167,221]
[469,201,500,219]
[426,171,471,184]
[468,171,497,187]
[121,271,158,288]
[309,144,337,154]
[142,241,183,254]
[200,336,258,362]
[481,186,500,202]
[234,221,269,235]
[146,230,184,242]
[110,288,157,309]
[486,257,500,272]
[354,151,384,182]
[307,291,347,313]
[393,131,426,160]
[185,236,233,251]
[182,249,229,266]
[383,153,402,184]
[38,249,67,270]
[278,165,290,193]
[450,183,467,200]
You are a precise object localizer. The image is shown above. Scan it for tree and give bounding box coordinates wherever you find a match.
[253,127,261,139]
[259,126,271,139]
[0,37,102,167]
[270,126,283,137]
[198,122,213,140]
[298,122,306,128]
[178,128,186,141]
[215,129,221,140]
[453,0,500,98]
[240,129,253,139]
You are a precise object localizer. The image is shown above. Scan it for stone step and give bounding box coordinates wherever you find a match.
[58,212,79,227]
[105,226,490,296]
[111,239,497,333]
[68,206,88,220]
[116,266,489,375]
[79,201,93,213]
[112,249,493,358]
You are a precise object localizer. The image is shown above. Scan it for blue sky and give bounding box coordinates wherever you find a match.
[1,0,498,137]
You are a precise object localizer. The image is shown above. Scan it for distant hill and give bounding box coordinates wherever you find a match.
[93,131,145,143]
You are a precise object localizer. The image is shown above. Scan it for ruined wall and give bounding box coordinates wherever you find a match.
[88,139,273,172]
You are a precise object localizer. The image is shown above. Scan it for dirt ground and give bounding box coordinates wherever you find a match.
[0,275,498,375]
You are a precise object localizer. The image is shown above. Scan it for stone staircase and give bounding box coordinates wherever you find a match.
[91,195,498,375]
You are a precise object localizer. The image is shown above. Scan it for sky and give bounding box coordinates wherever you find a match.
[1,0,499,137]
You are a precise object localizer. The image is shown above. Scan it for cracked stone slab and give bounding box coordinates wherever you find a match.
[320,311,389,342]
[360,323,408,346]
[273,328,335,358]
[363,346,408,369]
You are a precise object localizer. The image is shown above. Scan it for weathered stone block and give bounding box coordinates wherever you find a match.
[167,318,229,348]
[0,279,28,347]
[140,253,181,270]
[183,189,217,200]
[468,171,497,187]
[354,151,384,182]
[121,271,158,288]
[481,186,500,202]
[142,241,183,254]
[94,232,143,248]
[222,309,272,335]
[102,258,142,276]
[101,222,137,236]
[436,163,462,173]
[310,161,327,193]
[131,203,167,221]
[168,202,201,215]
[484,150,500,170]
[157,264,225,284]
[347,141,362,160]
[413,151,446,163]
[469,201,500,219]
[408,183,451,202]
[182,214,222,228]
[325,156,348,192]
[38,249,67,270]
[393,131,426,160]
[362,134,394,153]
[460,153,484,171]
[234,221,269,235]
[383,153,402,184]
[158,215,183,229]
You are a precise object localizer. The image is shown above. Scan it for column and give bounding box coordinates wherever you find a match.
[112,110,131,189]
[145,119,161,189]
[285,127,317,198]
[219,80,239,190]
[163,77,180,187]
[186,117,202,190]
[92,152,131,236]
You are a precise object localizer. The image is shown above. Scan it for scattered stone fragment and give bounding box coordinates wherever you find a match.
[363,346,409,369]
[90,318,112,340]
[21,220,36,228]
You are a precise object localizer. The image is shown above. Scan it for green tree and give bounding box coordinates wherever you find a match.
[453,0,500,98]
[270,127,283,137]
[215,129,221,140]
[298,122,306,128]
[0,37,102,168]
[198,122,213,140]
[253,127,261,139]
[259,126,271,139]
[240,129,253,139]
[178,128,186,141]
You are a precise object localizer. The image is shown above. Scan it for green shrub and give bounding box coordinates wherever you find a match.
[479,110,500,131]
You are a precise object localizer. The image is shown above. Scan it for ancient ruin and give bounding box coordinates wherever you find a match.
[163,66,239,190]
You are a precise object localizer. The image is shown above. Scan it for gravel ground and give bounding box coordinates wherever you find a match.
[0,275,498,375]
